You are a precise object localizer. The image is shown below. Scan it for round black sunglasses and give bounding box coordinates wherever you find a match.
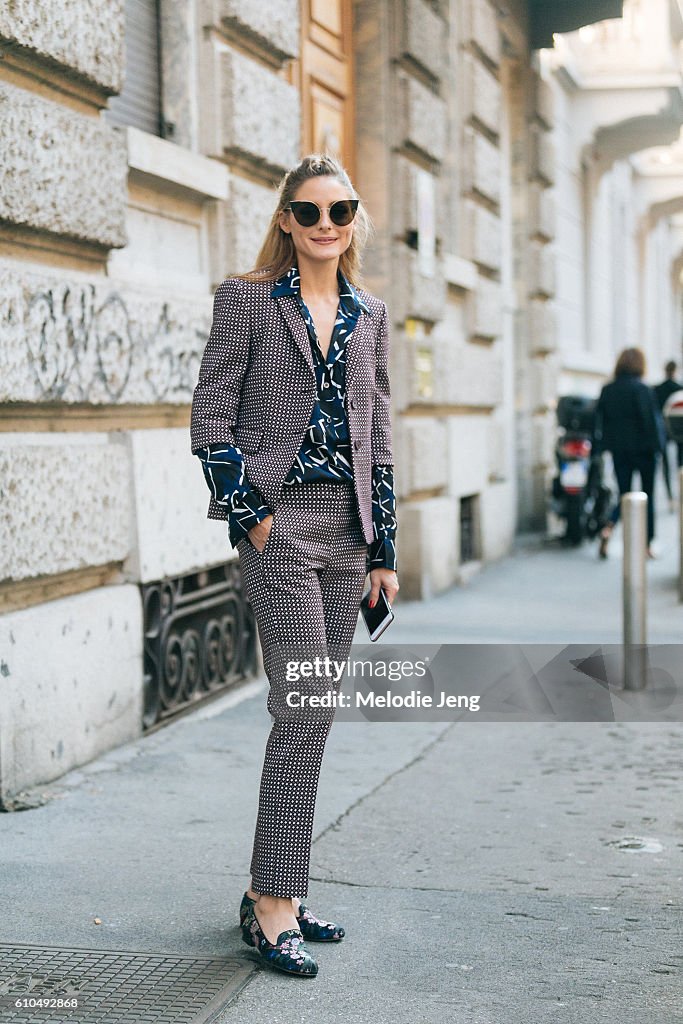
[285,199,359,227]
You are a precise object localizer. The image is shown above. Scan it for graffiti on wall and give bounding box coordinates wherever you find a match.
[1,270,209,405]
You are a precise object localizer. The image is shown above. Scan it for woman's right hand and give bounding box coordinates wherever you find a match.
[248,514,274,553]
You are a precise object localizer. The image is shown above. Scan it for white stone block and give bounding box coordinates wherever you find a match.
[126,428,235,584]
[396,496,459,600]
[222,174,277,274]
[529,358,556,410]
[461,53,501,136]
[393,246,446,323]
[434,335,503,407]
[108,190,207,296]
[403,417,448,491]
[529,183,556,240]
[480,479,515,561]
[220,0,299,60]
[389,335,413,423]
[126,126,229,201]
[532,412,555,467]
[462,200,501,272]
[530,126,556,186]
[529,299,557,355]
[0,0,124,93]
[443,253,478,291]
[436,291,467,349]
[0,585,143,803]
[468,275,503,339]
[400,0,446,81]
[534,74,555,130]
[0,434,131,583]
[462,127,501,204]
[0,82,127,246]
[400,73,447,163]
[487,416,508,482]
[462,0,500,66]
[0,262,209,405]
[529,240,556,298]
[220,49,300,171]
[447,414,490,496]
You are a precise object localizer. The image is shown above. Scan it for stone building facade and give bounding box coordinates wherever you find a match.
[543,0,683,396]
[3,0,682,804]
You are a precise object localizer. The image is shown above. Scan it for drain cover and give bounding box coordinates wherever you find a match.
[0,942,252,1023]
[605,835,664,853]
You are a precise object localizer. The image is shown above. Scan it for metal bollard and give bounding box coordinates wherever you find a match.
[622,492,648,691]
[679,468,683,604]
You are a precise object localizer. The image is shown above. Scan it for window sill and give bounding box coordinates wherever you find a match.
[126,126,229,202]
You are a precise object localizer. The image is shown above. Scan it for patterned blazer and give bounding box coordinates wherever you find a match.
[190,274,393,546]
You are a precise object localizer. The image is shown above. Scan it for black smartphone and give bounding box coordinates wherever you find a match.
[360,587,394,641]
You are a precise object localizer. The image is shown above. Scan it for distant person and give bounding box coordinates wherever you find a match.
[654,359,683,510]
[593,347,664,559]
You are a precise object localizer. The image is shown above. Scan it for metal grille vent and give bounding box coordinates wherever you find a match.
[0,943,252,1024]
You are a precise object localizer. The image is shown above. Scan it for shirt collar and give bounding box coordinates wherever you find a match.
[271,264,370,315]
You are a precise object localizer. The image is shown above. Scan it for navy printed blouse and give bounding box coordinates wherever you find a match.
[196,264,397,573]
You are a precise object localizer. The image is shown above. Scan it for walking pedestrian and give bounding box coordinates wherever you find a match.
[593,347,663,559]
[190,153,399,977]
[654,359,683,511]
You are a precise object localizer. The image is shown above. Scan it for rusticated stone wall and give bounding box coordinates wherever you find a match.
[201,0,301,272]
[0,435,131,583]
[0,0,303,803]
[0,265,209,405]
[0,0,124,92]
[0,77,127,249]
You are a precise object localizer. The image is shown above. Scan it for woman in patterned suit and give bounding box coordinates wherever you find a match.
[190,154,399,977]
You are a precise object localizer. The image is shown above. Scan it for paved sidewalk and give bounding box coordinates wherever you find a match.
[1,502,681,1023]
[393,495,682,645]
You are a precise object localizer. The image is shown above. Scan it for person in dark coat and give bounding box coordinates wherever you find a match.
[593,347,663,559]
[654,359,683,508]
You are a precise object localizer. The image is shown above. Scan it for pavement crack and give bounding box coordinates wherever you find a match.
[313,721,456,847]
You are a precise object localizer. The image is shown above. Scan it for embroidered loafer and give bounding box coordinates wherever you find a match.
[296,902,345,941]
[239,891,345,942]
[241,903,318,977]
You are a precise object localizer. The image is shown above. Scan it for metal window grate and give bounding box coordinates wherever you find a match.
[0,942,253,1023]
[141,561,259,730]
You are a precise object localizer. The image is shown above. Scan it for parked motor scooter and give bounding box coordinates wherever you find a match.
[550,395,612,545]
[663,389,683,448]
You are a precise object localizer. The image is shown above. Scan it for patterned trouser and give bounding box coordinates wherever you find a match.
[236,479,369,898]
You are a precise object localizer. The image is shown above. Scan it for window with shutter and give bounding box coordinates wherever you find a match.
[105,0,162,136]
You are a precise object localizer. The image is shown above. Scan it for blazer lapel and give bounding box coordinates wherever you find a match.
[274,294,316,380]
[273,290,373,390]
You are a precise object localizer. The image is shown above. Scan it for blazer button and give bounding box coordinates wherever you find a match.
[349,397,356,409]
[354,439,361,450]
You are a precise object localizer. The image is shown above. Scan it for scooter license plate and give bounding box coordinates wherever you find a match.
[560,461,588,489]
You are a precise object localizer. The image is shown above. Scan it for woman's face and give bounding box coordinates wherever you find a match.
[279,176,355,267]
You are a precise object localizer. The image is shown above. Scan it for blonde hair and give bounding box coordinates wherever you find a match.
[230,153,374,286]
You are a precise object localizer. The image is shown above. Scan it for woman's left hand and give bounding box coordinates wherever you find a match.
[368,568,399,608]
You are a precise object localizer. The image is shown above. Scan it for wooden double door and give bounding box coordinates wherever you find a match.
[294,0,355,177]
